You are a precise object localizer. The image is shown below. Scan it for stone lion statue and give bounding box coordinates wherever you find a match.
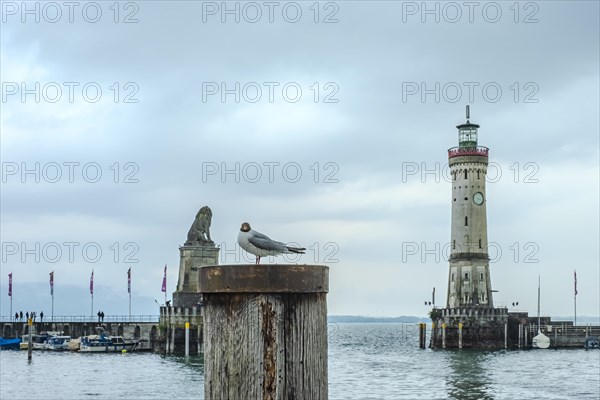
[185,206,213,245]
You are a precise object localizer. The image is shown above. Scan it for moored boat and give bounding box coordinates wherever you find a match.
[68,337,81,351]
[19,333,52,350]
[0,337,21,350]
[44,335,71,351]
[584,337,599,350]
[79,333,138,353]
[532,276,550,349]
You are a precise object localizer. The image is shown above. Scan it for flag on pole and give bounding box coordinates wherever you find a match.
[574,270,578,296]
[50,271,54,295]
[90,270,94,295]
[161,265,167,292]
[127,268,131,294]
[8,273,12,297]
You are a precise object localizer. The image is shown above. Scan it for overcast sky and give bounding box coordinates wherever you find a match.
[1,1,598,319]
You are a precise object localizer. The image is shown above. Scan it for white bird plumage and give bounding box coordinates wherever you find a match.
[237,222,306,264]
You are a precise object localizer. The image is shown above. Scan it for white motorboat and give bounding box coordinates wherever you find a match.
[79,333,138,353]
[44,335,71,351]
[19,333,52,350]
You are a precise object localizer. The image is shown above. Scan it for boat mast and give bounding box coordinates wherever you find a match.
[537,276,541,333]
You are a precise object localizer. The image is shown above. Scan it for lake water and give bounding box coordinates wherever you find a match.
[1,324,599,400]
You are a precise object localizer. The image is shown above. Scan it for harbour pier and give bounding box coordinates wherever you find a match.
[426,309,600,349]
[0,315,161,351]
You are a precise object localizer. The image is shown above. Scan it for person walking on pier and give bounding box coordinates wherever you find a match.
[14,312,18,321]
[26,312,29,320]
[97,311,101,323]
[101,311,105,322]
[40,311,44,322]
[19,311,23,321]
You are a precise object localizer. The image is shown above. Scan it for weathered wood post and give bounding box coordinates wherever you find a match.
[200,264,329,400]
[442,323,446,349]
[458,323,463,349]
[27,318,33,361]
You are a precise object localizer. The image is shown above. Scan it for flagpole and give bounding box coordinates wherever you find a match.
[90,270,94,319]
[8,272,12,320]
[50,271,54,322]
[574,270,577,327]
[574,292,577,327]
[127,268,131,321]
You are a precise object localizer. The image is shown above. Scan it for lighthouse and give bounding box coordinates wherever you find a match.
[446,106,494,309]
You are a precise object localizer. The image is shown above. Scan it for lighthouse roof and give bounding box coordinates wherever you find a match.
[456,122,480,129]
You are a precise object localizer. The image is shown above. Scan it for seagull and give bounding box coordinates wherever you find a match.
[237,222,306,264]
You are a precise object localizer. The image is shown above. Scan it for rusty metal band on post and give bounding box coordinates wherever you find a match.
[199,264,329,293]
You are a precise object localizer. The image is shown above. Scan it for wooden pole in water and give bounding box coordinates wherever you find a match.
[185,321,190,357]
[27,318,33,361]
[200,264,329,400]
[458,323,463,349]
[442,323,446,349]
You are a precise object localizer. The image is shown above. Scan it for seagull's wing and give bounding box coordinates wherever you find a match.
[248,234,287,251]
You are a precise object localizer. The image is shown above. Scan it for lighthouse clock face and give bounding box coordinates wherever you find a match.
[473,192,484,205]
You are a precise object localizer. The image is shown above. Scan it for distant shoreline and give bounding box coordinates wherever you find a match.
[327,315,600,324]
[327,315,428,323]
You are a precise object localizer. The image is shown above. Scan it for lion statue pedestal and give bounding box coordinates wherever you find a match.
[173,206,220,308]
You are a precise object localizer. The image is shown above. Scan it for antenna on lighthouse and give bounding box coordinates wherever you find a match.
[466,105,470,122]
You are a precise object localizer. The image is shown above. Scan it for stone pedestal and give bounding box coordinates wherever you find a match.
[172,244,220,308]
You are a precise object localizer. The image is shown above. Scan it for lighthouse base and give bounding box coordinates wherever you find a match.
[430,306,509,349]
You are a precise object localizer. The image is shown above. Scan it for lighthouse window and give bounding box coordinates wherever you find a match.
[480,273,484,280]
[465,216,468,226]
[479,239,482,249]
[451,273,455,282]
[477,170,481,179]
[465,273,469,280]
[464,170,468,179]
[453,240,456,249]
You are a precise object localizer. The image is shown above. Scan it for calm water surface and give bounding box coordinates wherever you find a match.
[1,324,598,399]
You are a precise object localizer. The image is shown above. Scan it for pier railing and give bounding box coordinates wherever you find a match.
[0,315,159,323]
[529,323,600,336]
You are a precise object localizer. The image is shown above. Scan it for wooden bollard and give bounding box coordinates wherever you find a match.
[200,264,329,400]
[442,323,446,349]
